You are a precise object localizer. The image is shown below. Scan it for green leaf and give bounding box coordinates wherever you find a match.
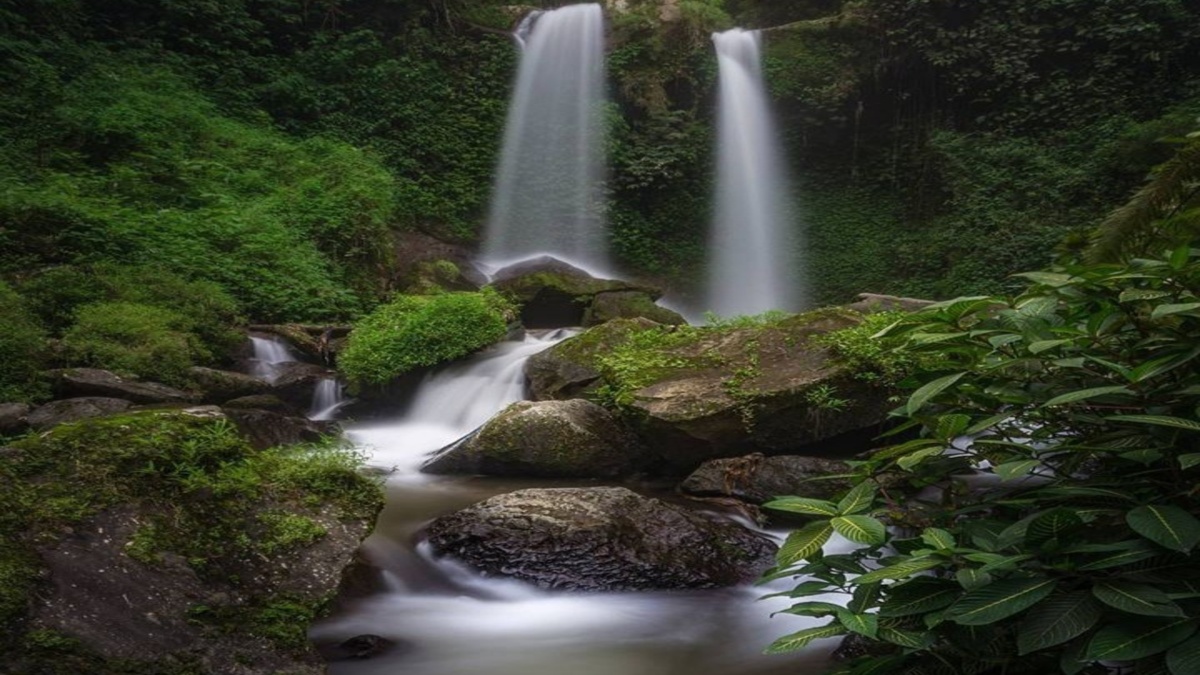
[1078,540,1160,571]
[1086,618,1198,661]
[995,460,1040,481]
[947,578,1057,626]
[1180,454,1200,470]
[776,601,844,618]
[921,528,955,551]
[906,372,966,416]
[856,557,943,584]
[1015,271,1074,286]
[956,568,992,590]
[1042,385,1133,407]
[897,446,945,471]
[764,497,840,517]
[1093,581,1186,617]
[934,414,972,440]
[831,516,887,545]
[845,655,909,675]
[878,626,931,649]
[1166,633,1200,675]
[764,622,845,654]
[1060,637,1090,675]
[1108,415,1200,433]
[1017,591,1103,655]
[880,578,959,617]
[1152,302,1200,320]
[1026,508,1084,548]
[836,608,879,638]
[1120,289,1172,303]
[837,482,877,515]
[1127,505,1200,553]
[776,521,834,566]
[1029,339,1072,354]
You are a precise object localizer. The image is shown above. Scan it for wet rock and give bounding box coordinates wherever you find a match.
[270,362,338,409]
[222,394,299,415]
[525,317,662,400]
[844,292,935,314]
[423,486,776,591]
[584,290,686,327]
[0,402,31,436]
[680,453,856,504]
[44,368,194,404]
[248,325,352,365]
[490,256,665,328]
[422,400,646,479]
[317,634,403,661]
[27,397,133,431]
[187,366,271,404]
[223,408,331,450]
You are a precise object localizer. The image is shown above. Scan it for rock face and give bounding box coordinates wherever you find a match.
[223,408,331,450]
[422,487,776,591]
[525,317,662,400]
[269,361,338,409]
[680,453,856,504]
[188,367,271,404]
[45,368,194,404]
[0,402,30,436]
[422,400,646,479]
[489,256,676,329]
[26,397,133,431]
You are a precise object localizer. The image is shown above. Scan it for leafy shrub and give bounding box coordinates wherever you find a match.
[0,282,48,403]
[338,289,515,387]
[60,302,203,386]
[764,245,1200,674]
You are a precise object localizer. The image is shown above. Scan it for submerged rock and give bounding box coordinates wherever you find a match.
[26,397,133,431]
[680,453,856,504]
[45,368,195,404]
[422,399,645,479]
[422,486,775,591]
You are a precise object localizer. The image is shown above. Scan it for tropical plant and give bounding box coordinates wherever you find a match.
[764,245,1200,675]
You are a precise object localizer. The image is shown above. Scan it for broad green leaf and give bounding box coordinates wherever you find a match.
[845,655,909,675]
[1015,271,1074,286]
[1127,505,1200,553]
[995,460,1040,481]
[1130,348,1200,383]
[823,554,867,574]
[1061,636,1090,675]
[776,521,833,566]
[956,568,992,590]
[966,411,1015,435]
[837,482,877,515]
[1093,581,1185,617]
[1086,618,1198,661]
[849,582,881,614]
[1042,385,1133,407]
[776,601,843,618]
[764,623,845,654]
[1180,454,1200,470]
[856,557,943,584]
[934,413,972,440]
[1152,302,1200,320]
[906,372,966,416]
[1027,508,1084,548]
[831,516,887,545]
[979,554,1035,573]
[947,578,1057,626]
[1169,245,1193,271]
[897,446,945,471]
[764,497,840,518]
[1078,540,1160,571]
[1029,339,1071,354]
[1017,591,1103,655]
[1108,415,1200,433]
[836,608,879,638]
[880,579,959,617]
[1166,634,1200,675]
[878,626,931,649]
[1120,289,1172,302]
[921,528,955,551]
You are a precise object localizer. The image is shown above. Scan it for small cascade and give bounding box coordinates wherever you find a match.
[249,335,296,383]
[482,4,608,275]
[308,378,349,421]
[706,29,806,317]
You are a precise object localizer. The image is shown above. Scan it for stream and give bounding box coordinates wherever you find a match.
[308,331,841,674]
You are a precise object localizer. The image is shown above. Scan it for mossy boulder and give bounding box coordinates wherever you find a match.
[26,397,134,431]
[489,257,672,328]
[0,408,383,674]
[422,399,646,479]
[188,366,272,404]
[584,290,686,327]
[679,453,857,504]
[45,367,196,405]
[0,402,31,436]
[422,486,775,591]
[525,317,664,400]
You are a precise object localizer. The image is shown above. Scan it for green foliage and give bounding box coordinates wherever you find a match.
[592,323,718,407]
[765,246,1200,674]
[60,302,204,386]
[338,289,515,387]
[812,310,924,385]
[0,281,48,403]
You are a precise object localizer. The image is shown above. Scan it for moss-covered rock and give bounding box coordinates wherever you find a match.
[584,290,687,327]
[525,317,664,400]
[489,256,669,328]
[0,408,383,674]
[422,399,646,478]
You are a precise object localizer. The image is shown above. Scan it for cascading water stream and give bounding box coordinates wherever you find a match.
[249,335,296,383]
[309,378,349,421]
[706,29,805,317]
[482,4,608,275]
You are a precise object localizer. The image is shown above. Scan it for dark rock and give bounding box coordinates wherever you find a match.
[584,290,687,327]
[680,453,856,504]
[422,486,776,591]
[270,362,338,409]
[317,634,402,661]
[390,230,486,293]
[26,397,133,431]
[187,366,270,404]
[422,400,646,479]
[490,256,663,328]
[248,325,352,365]
[0,402,31,436]
[222,394,299,415]
[223,408,331,450]
[845,293,935,314]
[45,368,194,404]
[525,317,662,400]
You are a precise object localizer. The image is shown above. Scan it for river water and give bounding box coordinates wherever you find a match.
[309,332,839,674]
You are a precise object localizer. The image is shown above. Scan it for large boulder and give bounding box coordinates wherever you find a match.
[0,402,30,436]
[26,397,134,431]
[223,408,332,450]
[188,366,271,404]
[422,487,775,591]
[680,453,856,504]
[422,400,646,479]
[270,362,339,409]
[44,368,195,405]
[489,256,674,328]
[247,325,351,366]
[529,309,895,474]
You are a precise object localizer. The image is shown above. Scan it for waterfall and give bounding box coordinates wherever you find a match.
[482,3,608,275]
[249,335,295,383]
[309,378,348,421]
[706,29,805,317]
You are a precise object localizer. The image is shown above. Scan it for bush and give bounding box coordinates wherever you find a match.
[0,282,48,403]
[60,302,203,386]
[338,289,515,387]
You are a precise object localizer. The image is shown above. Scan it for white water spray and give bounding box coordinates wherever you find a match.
[249,335,295,383]
[707,29,805,317]
[309,378,349,421]
[482,4,608,274]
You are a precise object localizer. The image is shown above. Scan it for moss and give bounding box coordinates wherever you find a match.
[257,512,327,554]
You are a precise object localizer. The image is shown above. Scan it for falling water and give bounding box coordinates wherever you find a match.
[706,29,805,317]
[249,335,295,383]
[482,4,609,274]
[309,378,349,421]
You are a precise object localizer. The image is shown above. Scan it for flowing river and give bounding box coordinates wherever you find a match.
[309,331,840,675]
